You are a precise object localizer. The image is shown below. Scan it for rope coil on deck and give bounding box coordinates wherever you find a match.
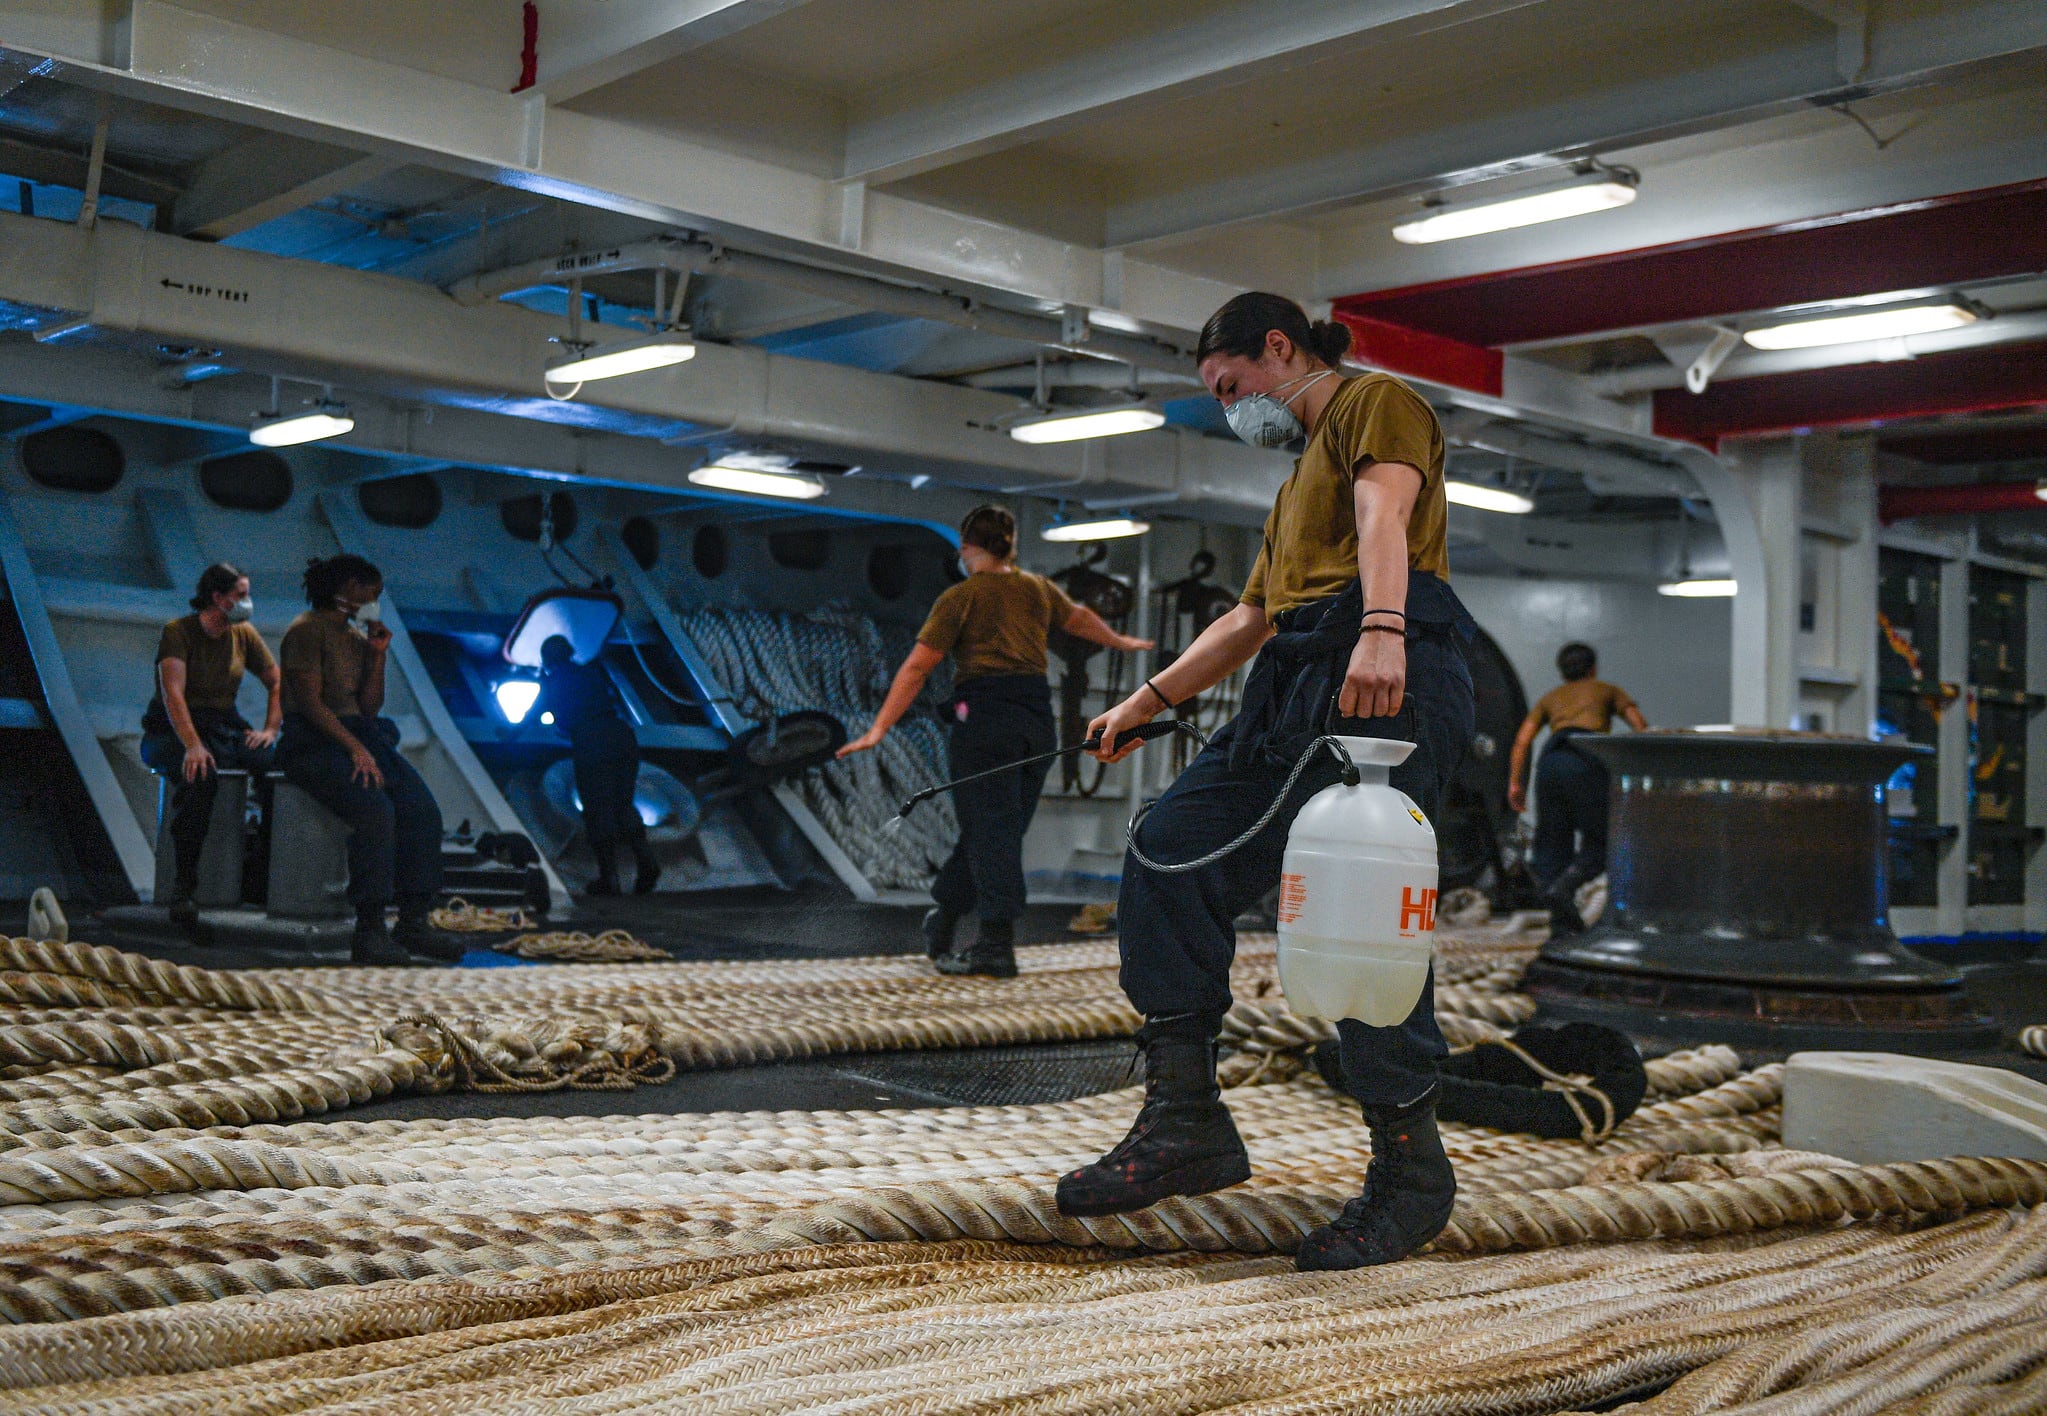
[3,925,2045,1413]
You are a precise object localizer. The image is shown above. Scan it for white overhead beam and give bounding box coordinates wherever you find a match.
[532,0,815,102]
[841,0,1541,185]
[0,208,1291,514]
[172,131,396,239]
[1105,0,2047,246]
[6,0,1237,336]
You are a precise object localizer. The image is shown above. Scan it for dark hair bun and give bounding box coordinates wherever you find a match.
[1196,292,1351,369]
[1307,319,1353,366]
[960,505,1016,560]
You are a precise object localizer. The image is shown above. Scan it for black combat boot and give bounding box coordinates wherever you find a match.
[1056,1015,1251,1216]
[632,839,661,895]
[1295,1090,1457,1270]
[392,896,463,963]
[920,906,961,960]
[934,917,1018,977]
[587,842,622,897]
[1542,863,1593,936]
[164,894,214,947]
[351,906,416,967]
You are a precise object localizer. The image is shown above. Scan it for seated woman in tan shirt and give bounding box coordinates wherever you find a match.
[275,554,454,967]
[1508,641,1648,932]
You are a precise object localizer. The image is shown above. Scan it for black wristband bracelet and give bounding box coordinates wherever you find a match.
[1144,678,1176,711]
[1362,608,1407,621]
[1360,624,1406,637]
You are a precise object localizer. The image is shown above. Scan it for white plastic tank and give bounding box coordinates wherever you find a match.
[1275,736,1439,1027]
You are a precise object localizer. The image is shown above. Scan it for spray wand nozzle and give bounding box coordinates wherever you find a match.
[890,719,1195,822]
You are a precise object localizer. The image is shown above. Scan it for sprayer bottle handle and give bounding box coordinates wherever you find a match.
[1080,720,1182,752]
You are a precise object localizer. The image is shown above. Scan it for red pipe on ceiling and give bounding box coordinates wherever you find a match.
[1879,480,2045,524]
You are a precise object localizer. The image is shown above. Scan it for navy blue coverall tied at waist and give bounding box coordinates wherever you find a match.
[931,672,1057,926]
[1116,569,1477,1109]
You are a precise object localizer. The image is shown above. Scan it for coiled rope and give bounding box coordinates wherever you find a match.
[3,924,2046,1415]
[681,603,956,888]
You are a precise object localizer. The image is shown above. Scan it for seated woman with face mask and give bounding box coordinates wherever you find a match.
[139,562,282,942]
[276,554,457,967]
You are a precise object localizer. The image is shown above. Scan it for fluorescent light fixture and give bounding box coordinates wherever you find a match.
[1394,170,1637,245]
[250,402,354,447]
[494,679,541,724]
[1009,404,1166,444]
[545,332,697,384]
[1658,578,1738,598]
[1742,303,1978,350]
[1042,517,1150,543]
[1445,480,1534,514]
[687,464,826,500]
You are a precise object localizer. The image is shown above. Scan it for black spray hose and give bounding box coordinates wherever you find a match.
[1125,734,1362,875]
[891,719,1203,821]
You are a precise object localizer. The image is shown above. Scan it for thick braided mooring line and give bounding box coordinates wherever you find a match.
[4,921,2046,1416]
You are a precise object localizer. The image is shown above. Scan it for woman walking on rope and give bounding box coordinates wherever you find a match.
[1058,292,1476,1272]
[839,505,1151,977]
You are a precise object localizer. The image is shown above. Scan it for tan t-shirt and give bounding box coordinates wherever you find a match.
[155,615,274,714]
[917,570,1078,683]
[1240,373,1448,617]
[280,611,375,718]
[1529,679,1637,735]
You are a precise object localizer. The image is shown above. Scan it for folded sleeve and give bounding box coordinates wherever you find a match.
[917,584,969,656]
[1334,378,1441,489]
[1239,539,1272,610]
[279,621,321,678]
[155,620,189,664]
[1042,575,1079,629]
[240,625,276,676]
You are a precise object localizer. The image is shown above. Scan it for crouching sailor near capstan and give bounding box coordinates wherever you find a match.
[1057,292,1477,1271]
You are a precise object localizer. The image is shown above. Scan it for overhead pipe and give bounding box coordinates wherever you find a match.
[1438,412,1700,500]
[449,237,1198,377]
[1879,479,2046,523]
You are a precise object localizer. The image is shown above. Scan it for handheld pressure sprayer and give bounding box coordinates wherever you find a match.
[1120,732,1439,1026]
[890,722,1440,1029]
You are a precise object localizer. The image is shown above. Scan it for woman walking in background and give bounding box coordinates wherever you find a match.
[839,505,1149,977]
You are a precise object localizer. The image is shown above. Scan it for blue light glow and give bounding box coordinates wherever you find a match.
[494,679,541,724]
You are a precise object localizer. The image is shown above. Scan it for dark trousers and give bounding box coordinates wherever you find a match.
[140,711,273,901]
[1532,734,1609,891]
[278,714,443,912]
[931,676,1056,925]
[1117,632,1474,1109]
[572,719,649,869]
